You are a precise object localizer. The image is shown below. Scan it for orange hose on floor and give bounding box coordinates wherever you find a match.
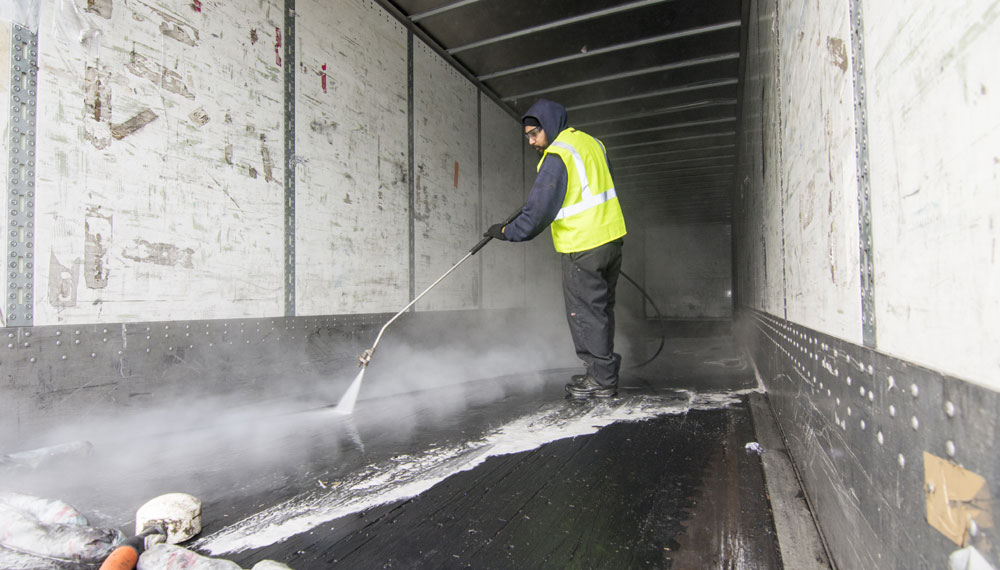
[98,545,139,570]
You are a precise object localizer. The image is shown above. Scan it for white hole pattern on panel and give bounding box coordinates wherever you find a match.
[746,310,970,476]
[3,314,393,369]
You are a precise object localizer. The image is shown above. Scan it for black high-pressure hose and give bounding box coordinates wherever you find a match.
[618,270,665,368]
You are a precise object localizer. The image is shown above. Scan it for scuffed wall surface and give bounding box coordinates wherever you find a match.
[739,0,1000,383]
[34,0,285,324]
[776,0,861,342]
[736,0,864,340]
[479,94,525,310]
[412,39,479,311]
[864,0,1000,388]
[293,0,408,315]
[0,1,41,31]
[645,223,732,319]
[739,0,1000,568]
[734,0,784,317]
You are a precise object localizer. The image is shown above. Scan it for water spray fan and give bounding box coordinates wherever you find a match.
[336,207,524,414]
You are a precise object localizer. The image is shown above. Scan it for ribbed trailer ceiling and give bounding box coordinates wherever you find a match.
[387,0,743,225]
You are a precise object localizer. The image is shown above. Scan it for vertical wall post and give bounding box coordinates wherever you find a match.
[282,0,296,317]
[476,91,483,307]
[4,24,38,327]
[773,1,788,322]
[849,0,876,347]
[407,31,416,303]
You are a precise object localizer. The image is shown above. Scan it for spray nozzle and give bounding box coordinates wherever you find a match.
[358,349,373,368]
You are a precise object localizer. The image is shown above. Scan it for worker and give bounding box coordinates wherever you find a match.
[485,98,627,398]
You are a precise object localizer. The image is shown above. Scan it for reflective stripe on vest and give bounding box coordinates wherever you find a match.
[549,141,618,221]
[542,129,626,253]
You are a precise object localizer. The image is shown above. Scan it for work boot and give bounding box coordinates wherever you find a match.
[564,371,590,392]
[566,375,617,398]
[567,366,593,386]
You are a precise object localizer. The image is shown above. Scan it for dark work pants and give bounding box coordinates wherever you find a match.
[560,238,623,387]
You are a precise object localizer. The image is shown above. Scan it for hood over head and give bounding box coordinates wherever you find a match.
[522,99,568,145]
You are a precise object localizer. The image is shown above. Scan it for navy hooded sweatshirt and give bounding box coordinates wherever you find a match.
[502,99,571,242]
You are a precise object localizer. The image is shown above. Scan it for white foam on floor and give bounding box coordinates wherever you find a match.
[197,390,753,554]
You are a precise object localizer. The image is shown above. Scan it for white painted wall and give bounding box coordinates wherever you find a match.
[412,39,479,311]
[294,0,409,315]
[863,0,1000,388]
[777,0,861,343]
[738,0,1000,388]
[33,0,286,324]
[18,0,535,324]
[479,94,526,310]
[735,0,785,316]
[0,1,40,31]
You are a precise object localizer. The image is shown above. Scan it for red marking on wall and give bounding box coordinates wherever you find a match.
[454,161,459,188]
[321,64,327,93]
[275,27,282,66]
[191,0,202,12]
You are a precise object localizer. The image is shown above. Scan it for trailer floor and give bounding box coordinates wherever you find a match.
[208,332,784,569]
[235,399,780,569]
[2,332,800,569]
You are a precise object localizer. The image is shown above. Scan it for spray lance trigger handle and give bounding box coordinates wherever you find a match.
[469,206,523,256]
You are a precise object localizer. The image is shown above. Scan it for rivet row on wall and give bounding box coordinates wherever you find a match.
[4,25,38,326]
[749,310,968,472]
[2,313,392,361]
[744,307,1000,567]
[849,0,877,348]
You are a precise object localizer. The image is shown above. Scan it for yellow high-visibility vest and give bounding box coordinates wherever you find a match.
[539,128,627,253]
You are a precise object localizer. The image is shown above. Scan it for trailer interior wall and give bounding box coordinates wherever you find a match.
[737,0,1000,568]
[643,223,733,320]
[0,0,563,446]
[293,0,409,316]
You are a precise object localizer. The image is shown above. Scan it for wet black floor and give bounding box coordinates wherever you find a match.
[236,402,780,570]
[2,332,781,569]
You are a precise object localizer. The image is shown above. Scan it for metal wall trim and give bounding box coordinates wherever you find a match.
[282,0,296,317]
[0,309,527,448]
[849,0,876,347]
[476,90,483,307]
[773,0,788,321]
[4,24,38,327]
[407,30,416,304]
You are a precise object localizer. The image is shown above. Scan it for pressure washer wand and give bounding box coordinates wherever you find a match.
[357,207,522,368]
